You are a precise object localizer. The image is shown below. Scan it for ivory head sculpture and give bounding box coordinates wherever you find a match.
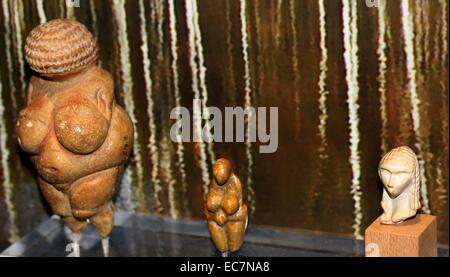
[378,146,421,224]
[17,19,133,255]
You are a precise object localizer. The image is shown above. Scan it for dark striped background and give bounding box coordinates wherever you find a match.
[0,0,448,249]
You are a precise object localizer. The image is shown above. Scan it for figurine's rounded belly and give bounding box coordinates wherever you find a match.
[36,106,133,184]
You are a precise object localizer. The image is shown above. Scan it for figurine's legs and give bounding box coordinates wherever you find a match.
[226,220,246,252]
[90,202,114,237]
[38,177,87,256]
[207,221,228,253]
[38,177,72,217]
[39,177,89,233]
[68,167,120,219]
[90,203,114,257]
[62,215,88,234]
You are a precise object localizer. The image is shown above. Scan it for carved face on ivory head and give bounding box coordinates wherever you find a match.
[378,146,417,198]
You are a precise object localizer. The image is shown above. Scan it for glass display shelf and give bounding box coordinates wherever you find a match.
[1,211,448,257]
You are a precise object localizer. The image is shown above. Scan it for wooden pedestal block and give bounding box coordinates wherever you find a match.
[365,214,437,257]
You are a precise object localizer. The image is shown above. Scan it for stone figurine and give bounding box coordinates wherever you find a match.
[16,19,133,256]
[378,146,421,224]
[205,158,248,256]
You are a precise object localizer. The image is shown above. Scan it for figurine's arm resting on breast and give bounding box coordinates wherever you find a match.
[205,208,216,221]
[95,86,114,123]
[229,175,244,199]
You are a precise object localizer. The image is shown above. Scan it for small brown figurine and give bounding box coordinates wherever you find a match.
[16,19,133,256]
[205,158,248,256]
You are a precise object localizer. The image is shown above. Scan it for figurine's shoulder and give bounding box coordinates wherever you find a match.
[27,75,49,101]
[229,174,243,190]
[88,67,114,91]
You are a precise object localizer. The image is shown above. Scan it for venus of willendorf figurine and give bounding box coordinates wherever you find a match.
[378,146,421,225]
[16,19,133,256]
[205,158,248,256]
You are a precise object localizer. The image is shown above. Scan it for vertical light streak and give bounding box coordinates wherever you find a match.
[421,1,430,71]
[275,0,283,48]
[66,1,75,19]
[225,0,237,105]
[413,0,423,87]
[89,0,100,50]
[401,0,430,214]
[289,0,301,134]
[440,0,448,69]
[112,0,145,211]
[436,0,448,206]
[2,0,17,110]
[0,68,20,243]
[59,0,65,18]
[415,0,433,212]
[432,1,442,70]
[36,0,47,24]
[185,0,210,194]
[395,0,414,148]
[117,164,134,212]
[11,0,26,94]
[191,0,216,165]
[151,0,164,120]
[436,87,448,205]
[317,0,329,160]
[160,136,178,218]
[343,0,362,240]
[240,0,255,214]
[138,0,161,212]
[168,0,189,214]
[253,0,264,105]
[253,0,263,106]
[377,0,389,155]
[155,0,164,64]
[155,0,178,216]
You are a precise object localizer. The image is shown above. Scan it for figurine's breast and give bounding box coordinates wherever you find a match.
[54,103,109,154]
[222,192,239,215]
[206,189,222,212]
[206,188,240,216]
[50,68,113,154]
[16,96,53,154]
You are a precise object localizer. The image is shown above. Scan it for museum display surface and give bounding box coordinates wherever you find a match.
[0,0,448,258]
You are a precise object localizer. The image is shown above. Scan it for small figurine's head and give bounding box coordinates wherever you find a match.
[25,19,98,79]
[379,146,420,202]
[213,158,232,185]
